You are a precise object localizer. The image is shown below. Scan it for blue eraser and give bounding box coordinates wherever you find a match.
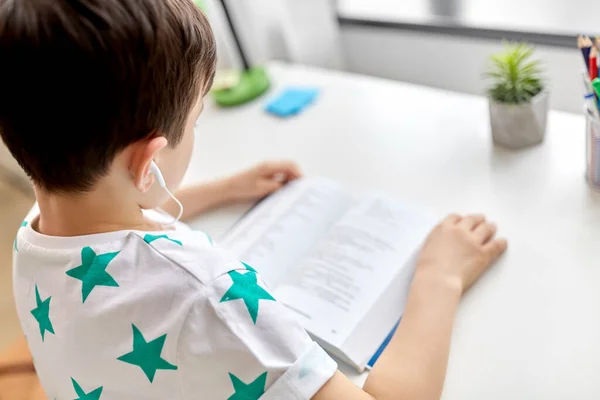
[265,87,319,117]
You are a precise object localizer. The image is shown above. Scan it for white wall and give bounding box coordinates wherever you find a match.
[205,0,344,70]
[206,0,583,114]
[340,26,582,113]
[203,0,288,69]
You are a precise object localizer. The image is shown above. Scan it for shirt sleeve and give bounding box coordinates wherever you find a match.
[177,267,337,400]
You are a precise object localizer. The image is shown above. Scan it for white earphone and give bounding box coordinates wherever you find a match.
[149,161,183,226]
[149,161,167,188]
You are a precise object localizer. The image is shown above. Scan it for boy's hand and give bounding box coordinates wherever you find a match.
[416,214,508,294]
[226,161,302,201]
[166,161,301,221]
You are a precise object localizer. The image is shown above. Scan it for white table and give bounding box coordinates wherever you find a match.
[184,62,600,400]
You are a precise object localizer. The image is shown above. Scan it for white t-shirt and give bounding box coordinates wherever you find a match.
[12,207,337,399]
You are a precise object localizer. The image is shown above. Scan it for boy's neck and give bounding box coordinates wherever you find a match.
[34,186,158,237]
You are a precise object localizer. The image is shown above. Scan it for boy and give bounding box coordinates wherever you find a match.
[0,0,507,399]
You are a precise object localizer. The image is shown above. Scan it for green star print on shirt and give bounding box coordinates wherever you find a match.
[227,372,267,400]
[13,221,27,252]
[143,234,182,246]
[241,261,257,273]
[30,285,54,342]
[219,270,275,324]
[117,324,178,383]
[204,232,213,246]
[66,247,120,303]
[71,378,103,400]
[12,208,339,399]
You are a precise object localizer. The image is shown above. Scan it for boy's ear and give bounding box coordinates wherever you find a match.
[129,136,168,192]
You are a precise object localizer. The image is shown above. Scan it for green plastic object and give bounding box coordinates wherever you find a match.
[212,67,270,107]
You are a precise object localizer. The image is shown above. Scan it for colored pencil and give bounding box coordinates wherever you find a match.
[593,37,600,72]
[579,36,592,72]
[585,36,594,48]
[583,73,600,118]
[579,37,600,188]
[590,46,598,80]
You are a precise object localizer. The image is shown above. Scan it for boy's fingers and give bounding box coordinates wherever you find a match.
[443,214,461,224]
[473,222,496,244]
[259,161,302,179]
[484,238,508,261]
[458,214,485,230]
[258,179,283,195]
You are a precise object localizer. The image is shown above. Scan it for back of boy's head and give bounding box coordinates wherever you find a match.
[0,0,216,193]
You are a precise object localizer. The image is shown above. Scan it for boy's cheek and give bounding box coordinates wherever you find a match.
[168,128,195,186]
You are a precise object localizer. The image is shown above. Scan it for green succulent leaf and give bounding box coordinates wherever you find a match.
[485,42,544,104]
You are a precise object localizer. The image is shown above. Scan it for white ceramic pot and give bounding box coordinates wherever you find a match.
[489,91,549,149]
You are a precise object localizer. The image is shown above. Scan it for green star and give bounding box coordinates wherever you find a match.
[298,349,328,379]
[219,270,274,324]
[143,234,182,246]
[241,261,256,273]
[204,232,213,246]
[117,324,177,383]
[66,247,120,303]
[70,377,103,400]
[299,365,311,379]
[14,220,27,252]
[227,372,267,400]
[30,285,54,342]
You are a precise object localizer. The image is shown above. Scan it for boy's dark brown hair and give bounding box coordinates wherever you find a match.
[0,0,216,193]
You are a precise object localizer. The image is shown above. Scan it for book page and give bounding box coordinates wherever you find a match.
[274,195,435,347]
[222,178,353,288]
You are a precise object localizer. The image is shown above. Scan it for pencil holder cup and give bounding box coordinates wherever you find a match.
[585,109,600,190]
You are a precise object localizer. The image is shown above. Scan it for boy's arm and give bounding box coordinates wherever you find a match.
[161,161,302,221]
[313,214,507,400]
[162,179,235,221]
[309,274,460,400]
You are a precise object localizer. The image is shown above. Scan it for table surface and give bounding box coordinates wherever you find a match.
[184,62,600,400]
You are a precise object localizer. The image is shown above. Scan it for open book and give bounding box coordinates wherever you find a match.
[222,178,436,372]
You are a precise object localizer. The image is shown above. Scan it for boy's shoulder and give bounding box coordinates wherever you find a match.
[133,228,244,285]
[14,203,247,301]
[16,204,243,288]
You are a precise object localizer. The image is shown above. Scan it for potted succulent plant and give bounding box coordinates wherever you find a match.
[486,43,548,149]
